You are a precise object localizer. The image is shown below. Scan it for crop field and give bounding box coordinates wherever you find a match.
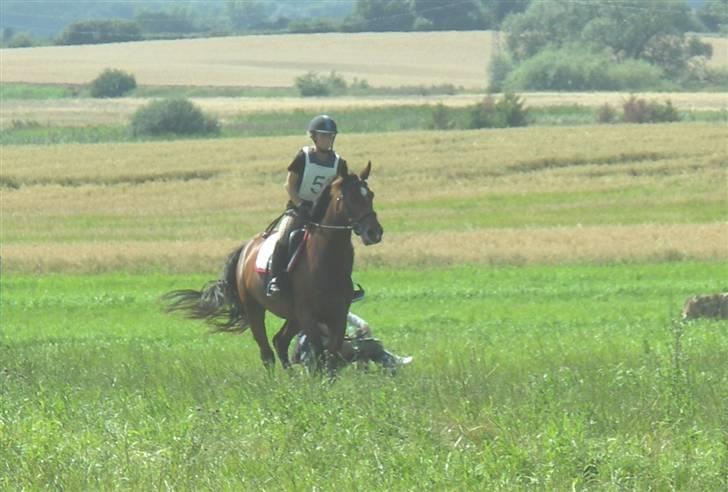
[0,31,498,89]
[1,30,726,90]
[2,123,727,271]
[1,119,727,488]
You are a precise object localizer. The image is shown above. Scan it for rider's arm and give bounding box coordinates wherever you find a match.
[286,151,308,207]
[347,312,371,337]
[285,171,304,206]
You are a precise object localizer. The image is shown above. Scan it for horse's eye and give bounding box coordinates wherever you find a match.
[360,186,368,197]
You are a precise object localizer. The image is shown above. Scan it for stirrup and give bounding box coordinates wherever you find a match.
[266,278,281,297]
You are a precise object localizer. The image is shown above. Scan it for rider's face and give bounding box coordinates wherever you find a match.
[313,132,336,152]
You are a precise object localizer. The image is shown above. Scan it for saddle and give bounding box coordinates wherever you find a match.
[255,225,308,276]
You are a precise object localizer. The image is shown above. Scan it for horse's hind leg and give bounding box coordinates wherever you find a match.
[273,319,299,369]
[245,301,275,368]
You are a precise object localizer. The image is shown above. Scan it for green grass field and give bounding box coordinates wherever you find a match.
[2,262,727,490]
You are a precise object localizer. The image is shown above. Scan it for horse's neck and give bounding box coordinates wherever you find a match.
[309,200,353,272]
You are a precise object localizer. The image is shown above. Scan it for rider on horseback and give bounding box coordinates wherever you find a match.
[267,115,347,297]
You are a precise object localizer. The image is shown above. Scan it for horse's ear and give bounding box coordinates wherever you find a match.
[360,161,371,180]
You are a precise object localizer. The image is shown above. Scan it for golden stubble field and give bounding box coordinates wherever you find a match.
[2,123,726,273]
[0,31,498,89]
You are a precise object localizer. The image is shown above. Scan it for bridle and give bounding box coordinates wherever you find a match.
[308,208,377,234]
[307,181,376,235]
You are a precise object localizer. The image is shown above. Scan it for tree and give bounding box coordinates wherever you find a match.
[7,32,36,48]
[501,0,711,77]
[482,0,531,26]
[3,27,15,43]
[351,0,415,31]
[697,0,728,32]
[226,0,269,31]
[135,8,198,36]
[411,0,487,31]
[582,0,696,60]
[503,0,599,60]
[56,19,142,45]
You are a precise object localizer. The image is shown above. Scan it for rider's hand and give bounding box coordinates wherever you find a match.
[298,201,313,221]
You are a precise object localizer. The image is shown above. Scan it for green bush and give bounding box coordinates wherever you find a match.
[680,65,728,91]
[130,98,219,137]
[7,32,35,48]
[622,95,681,124]
[294,71,347,97]
[90,69,137,98]
[469,93,528,129]
[504,47,665,91]
[603,59,669,90]
[430,103,454,130]
[596,103,618,124]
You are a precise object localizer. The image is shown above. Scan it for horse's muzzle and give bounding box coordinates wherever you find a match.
[357,222,383,245]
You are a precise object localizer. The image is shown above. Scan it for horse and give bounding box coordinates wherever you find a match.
[163,162,383,375]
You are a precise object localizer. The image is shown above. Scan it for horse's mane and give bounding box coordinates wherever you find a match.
[311,175,351,222]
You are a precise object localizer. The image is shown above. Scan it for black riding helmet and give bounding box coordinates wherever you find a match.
[308,115,338,136]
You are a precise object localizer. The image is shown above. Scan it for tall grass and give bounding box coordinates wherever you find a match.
[1,263,726,489]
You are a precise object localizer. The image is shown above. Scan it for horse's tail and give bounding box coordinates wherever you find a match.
[162,243,249,333]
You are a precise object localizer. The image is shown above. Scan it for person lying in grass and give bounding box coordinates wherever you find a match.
[292,311,412,373]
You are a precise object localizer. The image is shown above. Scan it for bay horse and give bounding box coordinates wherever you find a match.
[163,162,382,374]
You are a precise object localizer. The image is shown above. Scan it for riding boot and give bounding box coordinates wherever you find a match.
[266,212,297,297]
[266,241,287,297]
[379,351,414,369]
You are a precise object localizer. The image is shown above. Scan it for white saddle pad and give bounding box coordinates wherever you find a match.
[255,232,280,273]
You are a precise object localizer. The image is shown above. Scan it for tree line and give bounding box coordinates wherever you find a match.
[2,0,725,48]
[2,0,725,91]
[490,0,725,91]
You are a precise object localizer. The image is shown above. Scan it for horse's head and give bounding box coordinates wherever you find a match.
[339,161,383,245]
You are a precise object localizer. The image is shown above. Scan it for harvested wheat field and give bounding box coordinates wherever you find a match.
[0,31,498,89]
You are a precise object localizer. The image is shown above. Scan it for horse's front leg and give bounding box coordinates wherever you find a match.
[296,313,326,373]
[324,311,349,378]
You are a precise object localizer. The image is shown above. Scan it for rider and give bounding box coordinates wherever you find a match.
[266,114,348,297]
